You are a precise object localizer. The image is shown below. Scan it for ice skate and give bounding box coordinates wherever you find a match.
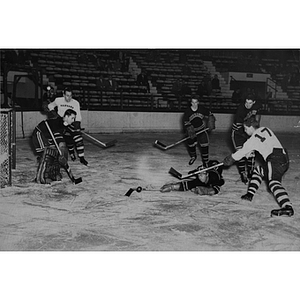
[189,156,197,165]
[241,193,253,201]
[271,205,294,217]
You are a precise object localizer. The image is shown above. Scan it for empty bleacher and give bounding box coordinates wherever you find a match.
[1,49,299,115]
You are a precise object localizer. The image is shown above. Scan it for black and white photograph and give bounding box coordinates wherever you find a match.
[1,1,299,299]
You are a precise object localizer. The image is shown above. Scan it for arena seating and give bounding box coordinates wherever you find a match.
[1,49,299,115]
[30,49,152,110]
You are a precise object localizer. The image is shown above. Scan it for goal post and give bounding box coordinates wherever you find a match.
[0,108,14,187]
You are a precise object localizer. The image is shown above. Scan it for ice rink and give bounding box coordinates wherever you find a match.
[1,129,300,251]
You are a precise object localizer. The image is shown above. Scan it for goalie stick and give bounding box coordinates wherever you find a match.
[154,128,209,151]
[169,162,224,180]
[45,121,82,185]
[82,131,116,149]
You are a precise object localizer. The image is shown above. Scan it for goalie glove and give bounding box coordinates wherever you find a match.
[73,121,81,131]
[192,186,215,196]
[207,114,216,132]
[186,125,196,139]
[223,154,236,167]
[58,155,68,168]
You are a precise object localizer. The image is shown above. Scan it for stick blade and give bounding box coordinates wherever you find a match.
[169,167,182,179]
[104,139,117,148]
[74,177,83,185]
[154,140,167,150]
[125,188,135,197]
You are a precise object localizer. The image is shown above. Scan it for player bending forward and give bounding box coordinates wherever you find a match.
[160,160,224,195]
[231,93,262,184]
[32,109,76,184]
[223,117,294,217]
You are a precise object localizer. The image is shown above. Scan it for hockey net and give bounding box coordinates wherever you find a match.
[0,108,13,187]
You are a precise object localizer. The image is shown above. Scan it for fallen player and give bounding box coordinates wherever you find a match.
[160,160,224,195]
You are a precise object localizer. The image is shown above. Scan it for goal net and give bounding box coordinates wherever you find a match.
[0,108,13,187]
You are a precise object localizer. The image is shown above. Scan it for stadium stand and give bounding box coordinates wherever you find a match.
[1,49,299,115]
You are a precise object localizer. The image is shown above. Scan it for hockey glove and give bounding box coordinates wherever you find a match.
[73,121,81,131]
[70,153,76,161]
[58,155,68,168]
[160,183,180,193]
[186,125,196,139]
[80,157,88,166]
[223,154,236,166]
[192,186,215,195]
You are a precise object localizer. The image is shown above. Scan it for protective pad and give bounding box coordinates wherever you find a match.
[36,147,60,184]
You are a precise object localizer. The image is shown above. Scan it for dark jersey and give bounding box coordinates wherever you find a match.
[36,117,66,140]
[232,102,262,134]
[183,169,225,194]
[183,105,212,131]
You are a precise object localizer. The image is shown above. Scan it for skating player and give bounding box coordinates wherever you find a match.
[223,117,294,217]
[231,93,262,184]
[183,96,215,166]
[48,87,88,166]
[160,160,224,195]
[32,109,77,184]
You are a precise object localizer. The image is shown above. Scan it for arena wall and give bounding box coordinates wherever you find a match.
[15,111,299,138]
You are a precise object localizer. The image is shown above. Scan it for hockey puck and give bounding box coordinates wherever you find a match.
[136,186,142,193]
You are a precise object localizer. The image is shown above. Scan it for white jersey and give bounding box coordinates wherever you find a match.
[232,127,284,161]
[48,97,82,122]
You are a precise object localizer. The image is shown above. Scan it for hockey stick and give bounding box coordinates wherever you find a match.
[82,132,117,149]
[154,128,209,151]
[169,167,183,180]
[125,186,160,197]
[45,121,82,185]
[169,162,224,180]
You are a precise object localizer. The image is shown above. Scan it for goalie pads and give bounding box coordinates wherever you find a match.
[186,125,197,139]
[36,147,61,184]
[206,114,216,131]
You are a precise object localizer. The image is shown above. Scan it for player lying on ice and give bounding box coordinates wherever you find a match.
[223,116,294,217]
[160,160,225,195]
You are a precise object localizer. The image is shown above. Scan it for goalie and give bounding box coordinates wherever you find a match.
[183,96,216,166]
[31,109,77,184]
[160,160,224,195]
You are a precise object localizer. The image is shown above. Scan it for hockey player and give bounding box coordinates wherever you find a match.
[223,117,294,217]
[160,160,224,195]
[32,109,77,184]
[48,87,88,166]
[183,96,215,166]
[231,93,262,184]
